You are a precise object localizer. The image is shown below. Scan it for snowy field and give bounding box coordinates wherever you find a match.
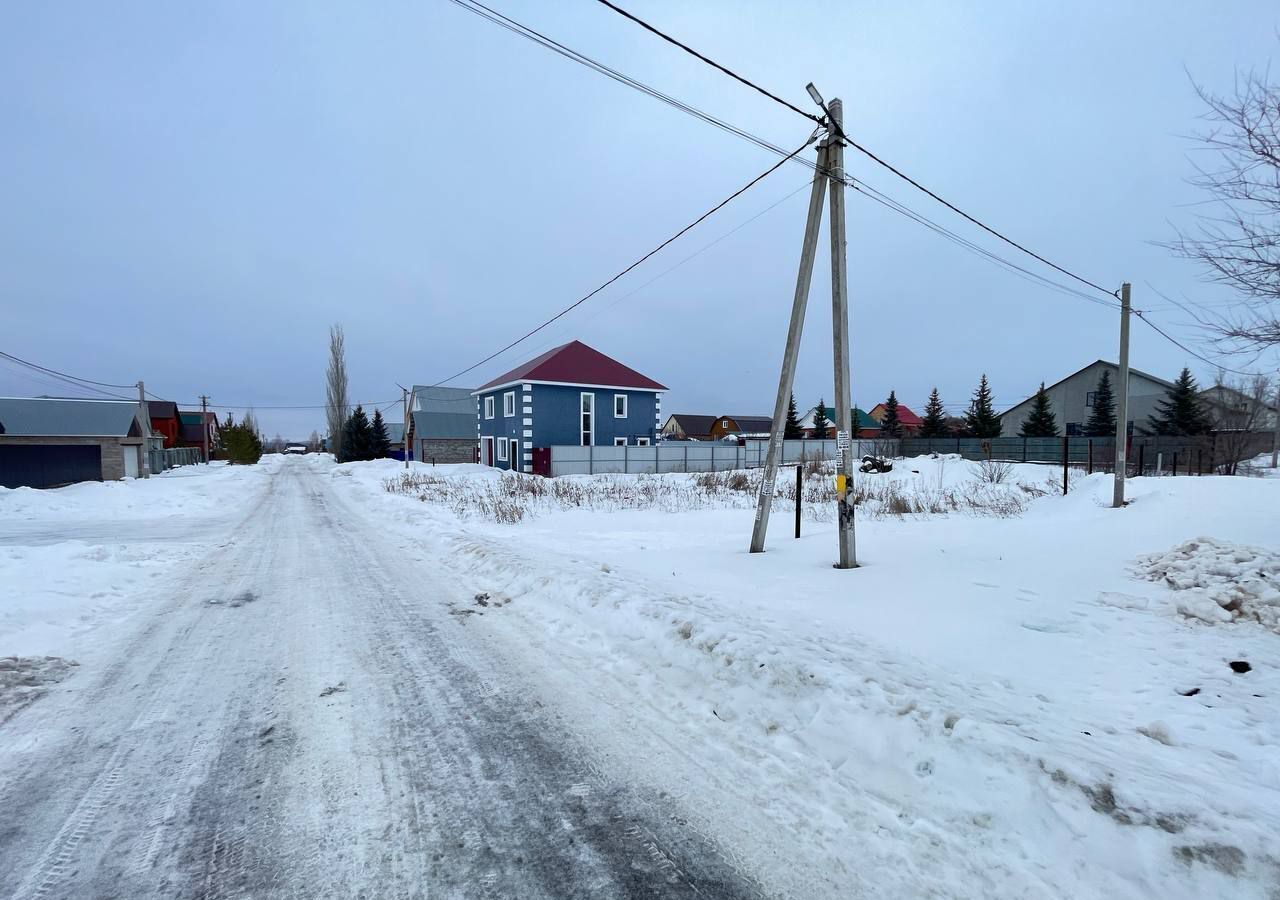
[1,452,1276,897]
[333,454,1280,899]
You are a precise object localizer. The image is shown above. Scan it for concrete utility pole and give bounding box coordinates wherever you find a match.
[750,91,857,569]
[199,395,210,464]
[826,98,857,569]
[136,380,151,478]
[402,386,410,470]
[1112,282,1131,508]
[750,142,830,554]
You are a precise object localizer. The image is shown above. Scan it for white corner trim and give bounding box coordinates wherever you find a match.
[522,405,533,414]
[522,429,532,438]
[522,383,533,392]
[522,417,532,426]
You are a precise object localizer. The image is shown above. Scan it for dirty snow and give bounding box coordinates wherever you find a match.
[1135,537,1280,631]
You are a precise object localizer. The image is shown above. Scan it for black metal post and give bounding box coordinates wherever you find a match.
[1137,443,1144,477]
[1172,452,1178,477]
[1197,447,1203,476]
[795,464,802,539]
[1088,439,1093,475]
[1062,435,1069,495]
[1023,437,1027,463]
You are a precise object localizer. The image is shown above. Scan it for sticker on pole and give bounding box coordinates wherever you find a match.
[836,430,850,451]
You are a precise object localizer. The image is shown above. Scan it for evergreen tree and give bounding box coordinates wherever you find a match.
[919,388,948,438]
[879,390,904,438]
[341,405,374,462]
[1084,371,1117,437]
[1148,367,1214,435]
[1019,383,1059,437]
[964,374,1002,438]
[219,417,263,465]
[810,399,831,439]
[370,409,392,458]
[784,392,804,439]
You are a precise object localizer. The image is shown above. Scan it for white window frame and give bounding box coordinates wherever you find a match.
[636,437,650,446]
[614,393,628,418]
[580,392,594,447]
[484,396,495,419]
[503,391,515,417]
[614,437,627,446]
[497,437,508,462]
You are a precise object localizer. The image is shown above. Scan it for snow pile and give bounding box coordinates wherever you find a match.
[1135,537,1280,631]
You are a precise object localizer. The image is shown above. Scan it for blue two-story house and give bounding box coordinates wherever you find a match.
[473,340,667,472]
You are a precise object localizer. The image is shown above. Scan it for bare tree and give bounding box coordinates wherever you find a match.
[1204,372,1273,473]
[307,430,322,452]
[1168,65,1280,350]
[325,324,349,460]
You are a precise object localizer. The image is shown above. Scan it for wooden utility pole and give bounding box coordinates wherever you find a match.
[751,91,857,568]
[826,98,856,569]
[1112,282,1131,507]
[199,395,210,464]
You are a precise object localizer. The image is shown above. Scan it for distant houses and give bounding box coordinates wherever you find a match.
[474,340,666,472]
[0,397,151,488]
[406,385,476,464]
[797,404,881,439]
[708,415,772,441]
[659,414,717,441]
[177,410,218,454]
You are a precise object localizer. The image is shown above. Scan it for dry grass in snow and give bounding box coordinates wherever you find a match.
[382,460,1051,523]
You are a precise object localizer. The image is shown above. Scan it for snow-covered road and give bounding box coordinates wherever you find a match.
[0,461,761,899]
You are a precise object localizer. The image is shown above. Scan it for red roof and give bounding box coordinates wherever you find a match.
[869,402,923,427]
[476,341,667,392]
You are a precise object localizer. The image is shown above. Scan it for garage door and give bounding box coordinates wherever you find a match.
[0,445,102,489]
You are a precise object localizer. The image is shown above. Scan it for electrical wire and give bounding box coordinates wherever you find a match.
[1132,311,1268,378]
[430,134,817,387]
[451,0,1121,314]
[591,0,1118,301]
[446,0,804,166]
[0,350,136,392]
[592,0,823,125]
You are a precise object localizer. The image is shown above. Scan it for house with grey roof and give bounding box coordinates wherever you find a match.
[406,385,476,464]
[999,360,1176,437]
[0,397,152,488]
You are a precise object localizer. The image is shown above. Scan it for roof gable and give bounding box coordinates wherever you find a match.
[0,397,145,437]
[475,341,667,393]
[869,402,923,426]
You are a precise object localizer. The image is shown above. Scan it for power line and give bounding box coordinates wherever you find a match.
[592,0,1118,301]
[1132,311,1267,378]
[521,178,816,359]
[592,0,823,125]
[452,0,1119,314]
[0,350,136,392]
[850,181,1121,309]
[431,134,817,387]
[446,0,804,166]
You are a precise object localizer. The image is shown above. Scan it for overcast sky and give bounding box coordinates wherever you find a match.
[2,1,1277,438]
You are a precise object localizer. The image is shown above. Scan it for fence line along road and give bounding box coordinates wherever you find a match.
[543,433,1270,477]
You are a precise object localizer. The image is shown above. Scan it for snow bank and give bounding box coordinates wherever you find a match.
[333,456,1280,899]
[0,459,273,656]
[1135,537,1280,631]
